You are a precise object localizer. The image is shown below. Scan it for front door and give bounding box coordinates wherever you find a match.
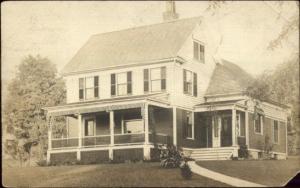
[221,116,232,147]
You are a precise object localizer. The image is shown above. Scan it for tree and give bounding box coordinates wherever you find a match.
[4,55,66,165]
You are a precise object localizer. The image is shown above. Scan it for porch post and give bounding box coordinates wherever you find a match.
[245,111,249,147]
[47,116,52,163]
[232,107,237,146]
[77,114,82,161]
[173,107,177,146]
[109,110,114,160]
[143,103,151,160]
[144,103,149,145]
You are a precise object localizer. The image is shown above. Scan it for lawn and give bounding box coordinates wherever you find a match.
[3,162,230,187]
[197,156,300,187]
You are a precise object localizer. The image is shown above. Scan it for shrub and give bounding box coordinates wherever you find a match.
[36,159,47,166]
[160,145,182,168]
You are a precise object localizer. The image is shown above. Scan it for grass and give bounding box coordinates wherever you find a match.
[196,156,300,186]
[3,162,230,187]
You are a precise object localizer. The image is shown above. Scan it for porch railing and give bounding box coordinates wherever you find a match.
[149,133,171,145]
[114,133,145,144]
[82,135,111,147]
[52,138,79,149]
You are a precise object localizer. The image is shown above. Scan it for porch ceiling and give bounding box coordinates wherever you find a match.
[43,93,170,117]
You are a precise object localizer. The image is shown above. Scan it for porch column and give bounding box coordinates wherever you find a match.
[232,107,237,146]
[144,103,149,145]
[77,114,82,161]
[245,111,249,146]
[109,110,114,160]
[47,116,52,163]
[173,107,177,146]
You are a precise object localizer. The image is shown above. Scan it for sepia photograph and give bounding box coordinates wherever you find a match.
[2,1,299,187]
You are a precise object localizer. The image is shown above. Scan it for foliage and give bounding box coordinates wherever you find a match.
[3,55,66,165]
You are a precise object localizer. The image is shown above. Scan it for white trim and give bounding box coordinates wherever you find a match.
[144,103,149,145]
[62,58,175,76]
[109,111,114,146]
[78,114,82,148]
[245,111,250,146]
[173,107,177,146]
[285,120,288,155]
[232,107,237,146]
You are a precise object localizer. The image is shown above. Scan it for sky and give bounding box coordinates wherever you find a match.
[1,1,299,87]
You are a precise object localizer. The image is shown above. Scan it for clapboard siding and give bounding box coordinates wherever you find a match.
[248,113,286,153]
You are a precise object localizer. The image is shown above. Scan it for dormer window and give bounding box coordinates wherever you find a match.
[193,41,205,63]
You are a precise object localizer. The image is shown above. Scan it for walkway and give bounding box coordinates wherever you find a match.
[188,161,266,187]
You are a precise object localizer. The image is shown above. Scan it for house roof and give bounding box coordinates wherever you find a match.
[205,59,254,96]
[62,17,202,75]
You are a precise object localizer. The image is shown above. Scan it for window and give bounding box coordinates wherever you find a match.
[144,67,166,92]
[79,76,99,100]
[254,114,263,134]
[236,114,245,137]
[273,120,279,143]
[185,111,193,139]
[183,69,197,96]
[84,119,95,136]
[193,41,205,63]
[111,72,132,96]
[124,120,144,134]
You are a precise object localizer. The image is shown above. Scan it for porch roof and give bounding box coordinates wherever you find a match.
[43,93,170,117]
[194,99,247,112]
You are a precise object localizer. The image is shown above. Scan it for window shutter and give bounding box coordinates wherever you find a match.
[111,74,116,96]
[193,73,197,97]
[200,44,205,63]
[193,41,199,60]
[94,76,99,98]
[79,78,84,100]
[183,70,187,93]
[127,71,132,94]
[161,67,166,90]
[144,69,149,92]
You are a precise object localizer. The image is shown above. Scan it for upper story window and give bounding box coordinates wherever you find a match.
[111,72,132,96]
[144,67,166,93]
[193,41,205,63]
[273,120,279,143]
[183,69,197,97]
[79,76,99,100]
[254,114,264,134]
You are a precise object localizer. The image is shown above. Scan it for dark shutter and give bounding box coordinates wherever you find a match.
[193,73,197,97]
[161,67,166,90]
[94,76,99,98]
[111,74,116,96]
[200,44,205,63]
[79,78,84,100]
[183,70,187,94]
[127,71,132,94]
[144,69,149,92]
[194,41,199,60]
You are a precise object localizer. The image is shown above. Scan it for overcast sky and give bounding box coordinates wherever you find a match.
[1,1,299,85]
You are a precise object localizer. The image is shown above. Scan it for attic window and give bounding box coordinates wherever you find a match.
[193,41,205,63]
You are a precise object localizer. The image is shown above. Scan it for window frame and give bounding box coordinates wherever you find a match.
[185,111,194,140]
[193,40,205,63]
[183,69,197,97]
[144,67,167,93]
[273,120,279,144]
[254,114,264,135]
[114,71,132,96]
[79,76,99,101]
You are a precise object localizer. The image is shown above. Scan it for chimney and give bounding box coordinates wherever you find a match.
[163,1,179,22]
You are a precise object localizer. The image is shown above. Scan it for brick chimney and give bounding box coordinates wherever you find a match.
[163,1,179,22]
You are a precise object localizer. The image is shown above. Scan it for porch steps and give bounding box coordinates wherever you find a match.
[183,147,235,161]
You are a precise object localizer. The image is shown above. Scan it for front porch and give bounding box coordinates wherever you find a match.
[45,94,173,163]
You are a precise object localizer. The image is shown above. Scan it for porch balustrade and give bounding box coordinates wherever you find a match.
[52,138,79,149]
[82,135,111,147]
[149,133,171,145]
[114,133,145,144]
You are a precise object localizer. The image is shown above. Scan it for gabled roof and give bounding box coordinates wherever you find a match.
[205,59,254,96]
[62,17,201,75]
